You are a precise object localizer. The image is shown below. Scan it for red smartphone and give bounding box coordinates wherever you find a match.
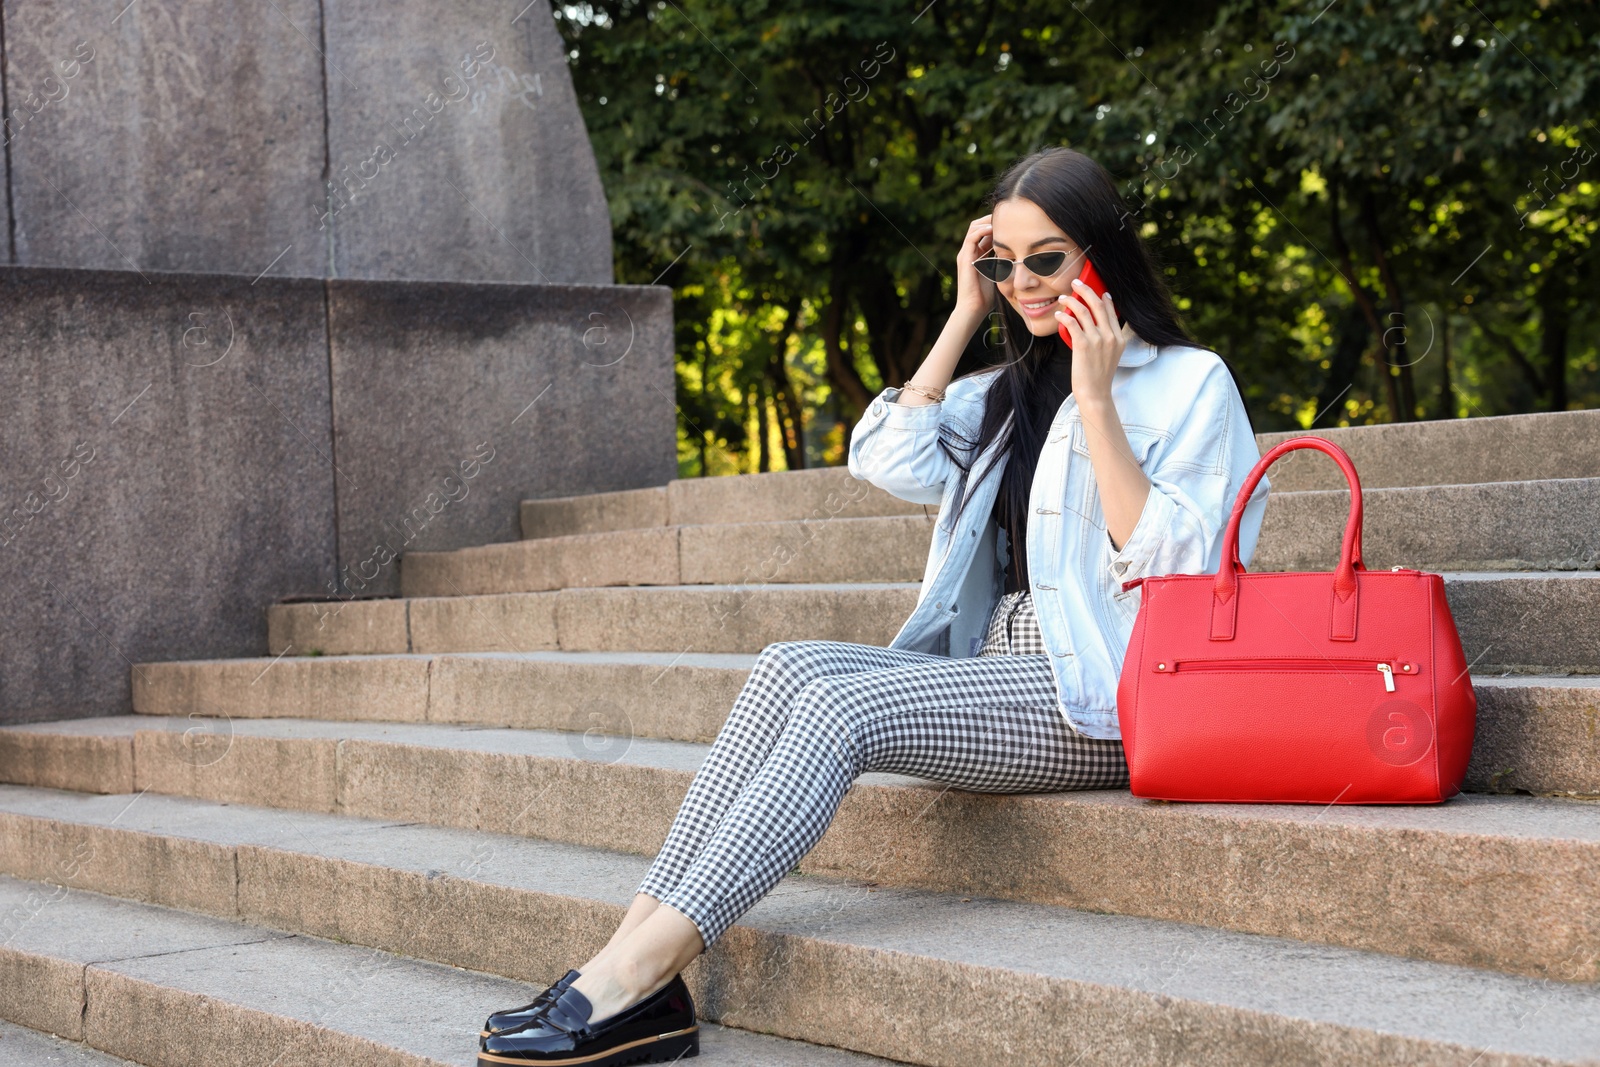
[1057,257,1109,348]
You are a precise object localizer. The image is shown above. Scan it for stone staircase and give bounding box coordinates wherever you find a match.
[1,410,1598,1065]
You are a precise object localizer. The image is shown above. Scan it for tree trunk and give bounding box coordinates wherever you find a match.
[755,378,771,473]
[1538,276,1570,412]
[1435,310,1456,420]
[768,305,806,470]
[697,344,710,476]
[1312,303,1369,426]
[1328,178,1400,420]
[1359,188,1417,421]
[822,270,874,416]
[859,270,938,390]
[1471,315,1543,407]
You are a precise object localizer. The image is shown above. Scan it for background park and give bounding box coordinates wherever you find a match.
[554,0,1600,473]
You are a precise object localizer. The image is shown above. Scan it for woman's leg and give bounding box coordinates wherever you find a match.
[567,646,1123,1021]
[651,650,1123,950]
[631,638,947,905]
[582,893,662,968]
[575,639,948,986]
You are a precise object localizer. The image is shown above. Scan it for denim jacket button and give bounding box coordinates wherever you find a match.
[1114,561,1128,574]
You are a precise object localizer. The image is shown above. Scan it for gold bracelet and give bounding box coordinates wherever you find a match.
[900,381,946,401]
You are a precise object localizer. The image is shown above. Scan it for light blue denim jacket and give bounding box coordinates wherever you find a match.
[846,334,1270,739]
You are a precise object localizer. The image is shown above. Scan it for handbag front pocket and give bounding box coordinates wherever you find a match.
[1156,656,1417,692]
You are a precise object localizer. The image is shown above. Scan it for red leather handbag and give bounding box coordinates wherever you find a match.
[1115,436,1477,804]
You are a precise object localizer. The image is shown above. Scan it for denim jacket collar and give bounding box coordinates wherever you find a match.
[1116,332,1159,368]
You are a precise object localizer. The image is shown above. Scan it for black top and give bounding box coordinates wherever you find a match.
[993,353,1074,595]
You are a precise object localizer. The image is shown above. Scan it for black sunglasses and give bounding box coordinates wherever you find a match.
[972,250,1074,283]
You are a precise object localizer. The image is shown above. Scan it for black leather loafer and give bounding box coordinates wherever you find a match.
[476,972,697,1065]
[480,969,581,1038]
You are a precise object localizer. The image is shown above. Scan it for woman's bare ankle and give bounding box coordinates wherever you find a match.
[581,894,662,973]
[565,903,702,1025]
[576,948,607,975]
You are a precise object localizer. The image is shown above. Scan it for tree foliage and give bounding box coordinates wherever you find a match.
[553,0,1600,474]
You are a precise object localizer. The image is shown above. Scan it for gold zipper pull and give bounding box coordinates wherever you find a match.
[1376,662,1395,692]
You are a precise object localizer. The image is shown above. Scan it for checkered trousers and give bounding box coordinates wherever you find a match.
[636,590,1128,950]
[976,588,1049,655]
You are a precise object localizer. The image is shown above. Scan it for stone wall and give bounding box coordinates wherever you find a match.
[0,2,667,726]
[0,0,611,285]
[322,1,613,283]
[0,266,673,724]
[325,278,674,597]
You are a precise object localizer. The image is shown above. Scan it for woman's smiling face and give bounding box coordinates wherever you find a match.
[988,197,1089,338]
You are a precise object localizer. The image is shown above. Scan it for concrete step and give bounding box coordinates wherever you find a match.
[2,717,1596,981]
[126,651,1600,798]
[1259,477,1600,572]
[1471,675,1600,796]
[514,412,1600,540]
[130,649,751,745]
[0,793,1595,1067]
[519,466,926,539]
[411,478,1600,597]
[0,1021,140,1066]
[267,581,917,657]
[0,870,892,1067]
[402,515,934,597]
[265,573,1600,675]
[1255,408,1600,492]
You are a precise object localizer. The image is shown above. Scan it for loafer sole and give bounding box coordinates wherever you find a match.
[477,1024,698,1065]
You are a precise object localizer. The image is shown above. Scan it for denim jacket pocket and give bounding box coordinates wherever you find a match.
[1069,418,1168,466]
[1067,420,1167,532]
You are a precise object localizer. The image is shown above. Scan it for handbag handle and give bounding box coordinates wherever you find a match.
[1210,435,1367,641]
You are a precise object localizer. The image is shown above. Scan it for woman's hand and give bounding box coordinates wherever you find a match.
[1056,278,1128,403]
[899,214,995,408]
[1058,279,1148,550]
[953,214,996,320]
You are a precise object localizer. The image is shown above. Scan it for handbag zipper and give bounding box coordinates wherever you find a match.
[1155,657,1414,692]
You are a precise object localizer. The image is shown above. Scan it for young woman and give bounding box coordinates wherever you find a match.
[476,146,1270,1066]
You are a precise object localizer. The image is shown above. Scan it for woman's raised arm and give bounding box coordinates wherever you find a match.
[846,214,998,502]
[894,213,997,407]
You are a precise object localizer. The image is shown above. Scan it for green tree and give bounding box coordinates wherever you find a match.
[554,0,1600,474]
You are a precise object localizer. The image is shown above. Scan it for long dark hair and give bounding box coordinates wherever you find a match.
[938,146,1251,537]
